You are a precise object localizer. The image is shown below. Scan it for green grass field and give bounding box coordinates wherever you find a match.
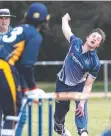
[22,98,111,136]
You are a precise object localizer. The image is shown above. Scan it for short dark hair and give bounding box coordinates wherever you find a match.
[89,28,106,44]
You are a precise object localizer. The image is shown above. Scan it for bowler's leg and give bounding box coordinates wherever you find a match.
[54,100,70,134]
[75,100,88,136]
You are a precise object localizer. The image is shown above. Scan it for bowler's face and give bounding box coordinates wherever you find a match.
[0,17,10,30]
[86,32,102,50]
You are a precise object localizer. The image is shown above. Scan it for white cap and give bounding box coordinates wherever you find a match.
[0,8,16,17]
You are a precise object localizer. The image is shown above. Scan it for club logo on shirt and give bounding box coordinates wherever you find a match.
[85,59,89,65]
[75,45,79,52]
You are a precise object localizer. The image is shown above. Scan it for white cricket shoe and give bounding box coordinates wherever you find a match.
[81,132,88,136]
[60,129,72,136]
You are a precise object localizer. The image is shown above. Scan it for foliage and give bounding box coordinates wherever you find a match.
[1,1,111,60]
[1,1,111,80]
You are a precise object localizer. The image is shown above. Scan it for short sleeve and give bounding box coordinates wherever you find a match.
[70,34,83,49]
[70,34,76,44]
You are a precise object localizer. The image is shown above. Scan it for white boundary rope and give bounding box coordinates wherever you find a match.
[26,91,90,101]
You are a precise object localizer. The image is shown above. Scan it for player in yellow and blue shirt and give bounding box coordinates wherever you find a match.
[54,13,106,136]
[15,2,50,93]
[0,8,16,134]
[0,3,50,136]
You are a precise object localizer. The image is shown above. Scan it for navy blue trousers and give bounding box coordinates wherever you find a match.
[54,78,88,134]
[0,60,22,133]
